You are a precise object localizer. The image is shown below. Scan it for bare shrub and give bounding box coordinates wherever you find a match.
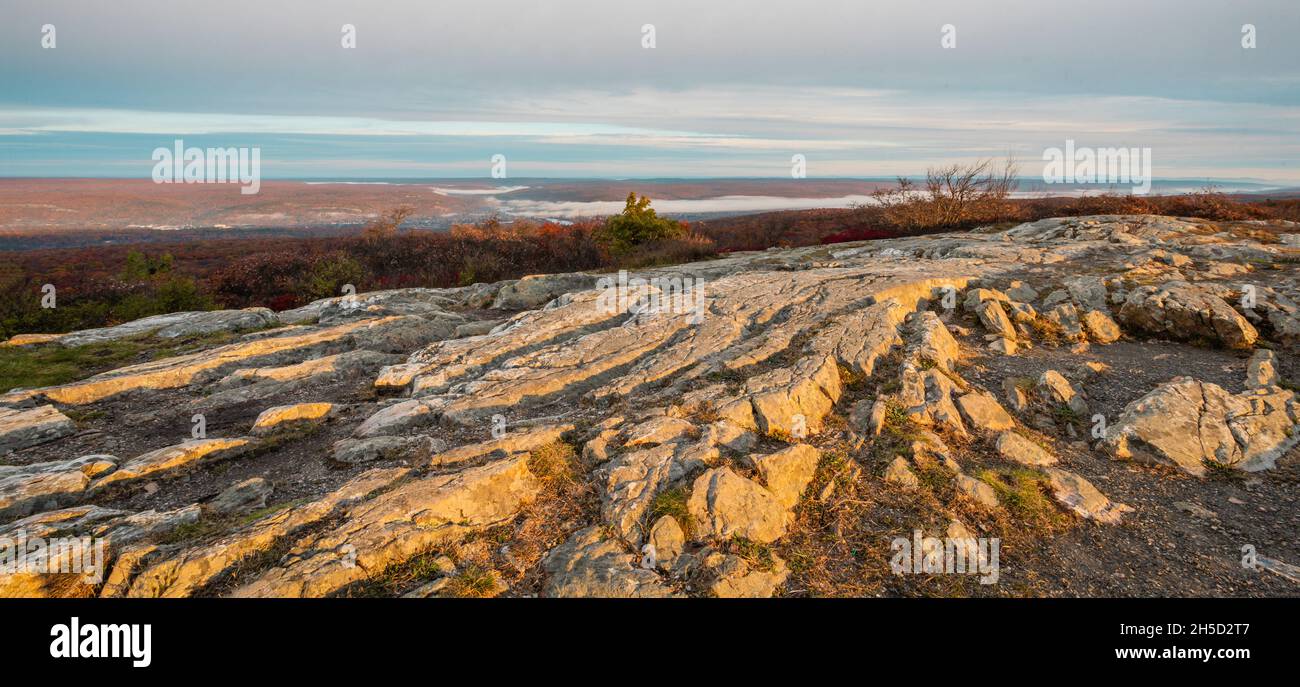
[865,157,1022,231]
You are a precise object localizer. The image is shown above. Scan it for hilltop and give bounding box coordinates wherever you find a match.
[1,214,1298,598]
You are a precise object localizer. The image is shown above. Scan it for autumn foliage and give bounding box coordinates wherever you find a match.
[1,183,1297,339]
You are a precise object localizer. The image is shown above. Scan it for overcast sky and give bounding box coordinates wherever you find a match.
[1,0,1297,181]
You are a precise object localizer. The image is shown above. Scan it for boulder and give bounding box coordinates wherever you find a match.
[749,444,820,508]
[647,516,685,571]
[995,431,1057,466]
[900,365,969,437]
[1002,378,1030,413]
[1043,303,1084,341]
[687,468,789,544]
[1118,281,1257,349]
[542,526,675,598]
[975,300,1016,339]
[989,337,1018,355]
[963,288,1010,312]
[1081,310,1122,343]
[1005,281,1039,303]
[705,552,790,598]
[883,456,919,488]
[954,391,1016,432]
[1102,377,1299,474]
[1064,276,1110,312]
[1043,468,1133,524]
[1007,301,1038,324]
[1246,349,1278,389]
[955,474,999,508]
[851,399,887,436]
[1038,370,1088,416]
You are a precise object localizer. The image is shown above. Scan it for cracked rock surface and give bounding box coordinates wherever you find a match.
[2,214,1298,598]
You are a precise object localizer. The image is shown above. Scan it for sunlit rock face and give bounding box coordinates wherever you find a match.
[2,214,1298,598]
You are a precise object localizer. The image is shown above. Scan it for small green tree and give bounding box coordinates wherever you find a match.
[596,193,686,254]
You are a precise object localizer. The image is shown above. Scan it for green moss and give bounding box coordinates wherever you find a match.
[155,519,222,545]
[0,328,258,393]
[0,338,150,392]
[1051,403,1083,428]
[239,498,309,526]
[977,468,1068,527]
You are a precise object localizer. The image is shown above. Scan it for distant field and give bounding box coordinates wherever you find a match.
[5,177,1295,252]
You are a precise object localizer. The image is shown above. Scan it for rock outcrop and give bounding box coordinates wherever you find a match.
[2,213,1297,598]
[1103,377,1299,474]
[0,405,76,453]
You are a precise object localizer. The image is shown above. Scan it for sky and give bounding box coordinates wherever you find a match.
[1,0,1297,182]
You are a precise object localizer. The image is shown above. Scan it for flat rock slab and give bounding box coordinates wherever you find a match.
[543,526,676,598]
[1044,468,1133,524]
[0,405,76,454]
[995,432,1057,467]
[251,402,336,432]
[230,455,540,598]
[57,308,280,347]
[91,438,256,492]
[0,455,118,521]
[118,467,409,598]
[955,391,1016,433]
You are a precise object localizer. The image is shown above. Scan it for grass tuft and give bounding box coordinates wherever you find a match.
[528,440,579,483]
[444,565,501,598]
[650,486,694,536]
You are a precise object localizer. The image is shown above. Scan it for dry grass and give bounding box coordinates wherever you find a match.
[505,438,600,595]
[443,565,502,598]
[777,355,1080,597]
[1027,316,1067,345]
